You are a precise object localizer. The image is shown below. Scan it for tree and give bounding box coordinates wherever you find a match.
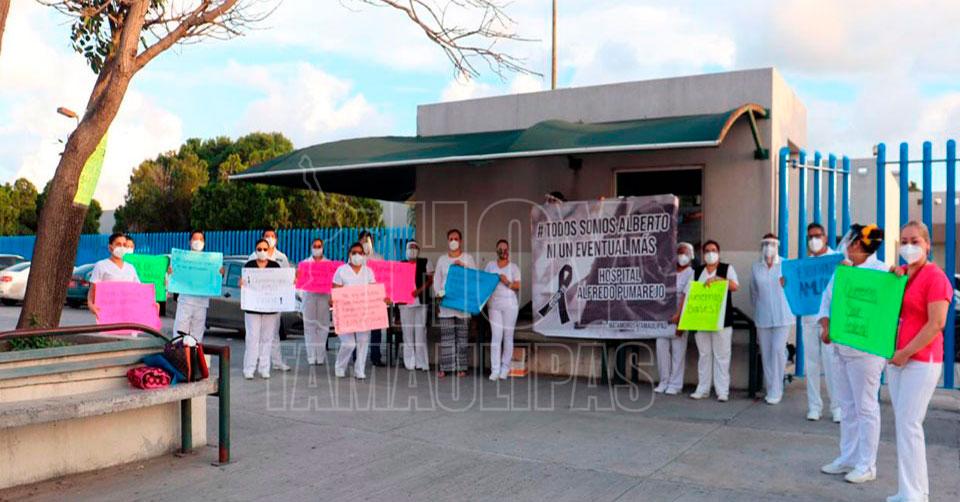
[36,181,102,235]
[113,147,209,232]
[23,0,530,329]
[0,0,10,58]
[12,178,39,234]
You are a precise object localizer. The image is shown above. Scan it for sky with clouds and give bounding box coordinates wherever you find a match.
[2,0,960,209]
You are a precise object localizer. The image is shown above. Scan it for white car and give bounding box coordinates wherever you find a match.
[0,262,31,305]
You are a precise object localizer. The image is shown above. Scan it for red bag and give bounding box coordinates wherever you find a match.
[127,366,172,389]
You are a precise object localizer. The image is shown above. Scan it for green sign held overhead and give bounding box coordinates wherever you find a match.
[829,266,906,359]
[678,280,728,332]
[74,133,107,206]
[123,253,170,302]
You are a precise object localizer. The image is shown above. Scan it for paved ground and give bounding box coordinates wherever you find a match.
[1,305,958,501]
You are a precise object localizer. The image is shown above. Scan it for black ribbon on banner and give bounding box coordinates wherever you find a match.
[538,264,573,324]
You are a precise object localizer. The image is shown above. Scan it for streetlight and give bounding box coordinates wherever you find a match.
[57,106,79,126]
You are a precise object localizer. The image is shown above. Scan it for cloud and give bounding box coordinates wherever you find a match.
[227,61,393,146]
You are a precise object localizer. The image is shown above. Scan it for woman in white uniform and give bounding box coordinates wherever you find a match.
[656,242,695,395]
[688,240,739,402]
[173,230,219,342]
[818,224,887,484]
[299,238,331,366]
[799,222,841,422]
[88,233,141,319]
[750,233,794,405]
[240,239,282,380]
[332,242,382,379]
[484,239,521,381]
[433,229,476,378]
[399,240,433,371]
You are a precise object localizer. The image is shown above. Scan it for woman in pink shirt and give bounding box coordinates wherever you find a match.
[887,221,953,502]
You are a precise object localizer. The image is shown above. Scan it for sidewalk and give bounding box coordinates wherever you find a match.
[2,337,958,502]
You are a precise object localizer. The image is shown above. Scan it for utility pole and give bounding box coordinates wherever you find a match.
[551,0,557,90]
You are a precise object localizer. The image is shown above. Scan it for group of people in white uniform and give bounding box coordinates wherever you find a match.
[655,221,950,501]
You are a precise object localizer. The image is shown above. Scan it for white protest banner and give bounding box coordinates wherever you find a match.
[241,268,296,312]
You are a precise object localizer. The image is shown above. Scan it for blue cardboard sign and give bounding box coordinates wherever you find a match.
[781,254,844,316]
[440,265,501,314]
[169,248,223,297]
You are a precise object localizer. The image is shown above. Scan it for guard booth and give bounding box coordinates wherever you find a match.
[232,68,811,389]
[778,142,958,389]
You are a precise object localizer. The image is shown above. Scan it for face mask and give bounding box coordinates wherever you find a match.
[448,239,460,251]
[677,254,691,267]
[112,246,126,259]
[808,237,824,254]
[311,247,323,258]
[899,244,924,264]
[405,248,419,260]
[256,251,269,261]
[265,237,276,248]
[362,241,373,254]
[704,252,719,265]
[191,240,205,252]
[350,253,365,266]
[762,245,777,258]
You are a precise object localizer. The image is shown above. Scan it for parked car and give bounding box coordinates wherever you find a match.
[167,258,303,339]
[66,263,96,308]
[0,262,31,305]
[0,254,26,271]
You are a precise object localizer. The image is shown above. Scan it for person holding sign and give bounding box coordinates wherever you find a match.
[750,234,795,405]
[300,238,332,366]
[818,224,888,484]
[687,240,738,402]
[656,242,696,395]
[484,239,521,381]
[88,233,142,319]
[399,240,433,371]
[332,242,385,379]
[172,231,222,342]
[795,223,842,422]
[248,228,292,372]
[240,240,283,380]
[433,229,477,378]
[886,221,952,502]
[359,230,387,367]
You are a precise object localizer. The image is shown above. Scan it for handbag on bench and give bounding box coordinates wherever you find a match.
[163,332,210,382]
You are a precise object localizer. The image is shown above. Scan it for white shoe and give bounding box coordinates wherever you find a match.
[665,388,680,395]
[717,395,729,402]
[274,362,291,372]
[499,370,509,380]
[316,358,325,366]
[489,372,499,381]
[259,371,271,379]
[764,396,781,405]
[654,384,668,394]
[690,391,708,400]
[806,410,821,421]
[844,466,876,484]
[335,370,346,378]
[821,459,854,475]
[243,373,254,380]
[831,409,842,423]
[354,372,366,380]
[307,359,316,366]
[885,495,904,502]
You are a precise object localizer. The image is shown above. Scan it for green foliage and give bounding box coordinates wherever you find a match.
[0,178,42,236]
[65,0,165,74]
[113,148,209,232]
[7,335,72,352]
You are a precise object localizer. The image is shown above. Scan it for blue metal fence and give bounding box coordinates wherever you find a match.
[0,227,416,266]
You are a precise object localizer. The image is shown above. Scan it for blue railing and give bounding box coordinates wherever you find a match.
[0,227,416,266]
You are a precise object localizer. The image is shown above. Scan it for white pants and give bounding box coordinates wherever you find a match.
[335,331,370,377]
[243,313,279,375]
[174,303,207,342]
[694,327,733,398]
[400,305,429,370]
[888,360,942,501]
[271,323,285,367]
[488,301,519,376]
[656,332,688,392]
[758,326,790,401]
[302,293,331,364]
[802,318,839,416]
[833,350,885,472]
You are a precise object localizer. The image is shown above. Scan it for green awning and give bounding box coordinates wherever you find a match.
[231,103,768,201]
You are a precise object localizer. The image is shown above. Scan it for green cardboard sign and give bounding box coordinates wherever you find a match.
[74,133,107,206]
[678,280,728,331]
[829,266,906,358]
[123,253,170,302]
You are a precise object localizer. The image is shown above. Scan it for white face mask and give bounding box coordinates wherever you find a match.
[677,254,691,267]
[311,247,323,258]
[350,253,365,266]
[762,244,777,258]
[808,237,824,254]
[448,239,460,252]
[264,237,276,249]
[704,252,719,265]
[406,247,419,260]
[362,241,373,254]
[112,246,127,259]
[255,250,269,261]
[190,240,205,252]
[899,243,924,264]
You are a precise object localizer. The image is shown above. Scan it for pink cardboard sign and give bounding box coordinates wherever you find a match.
[94,282,161,335]
[366,260,417,304]
[296,260,344,294]
[331,283,389,334]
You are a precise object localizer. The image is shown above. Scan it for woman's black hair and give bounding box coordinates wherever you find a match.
[254,238,269,250]
[190,230,205,240]
[849,224,884,254]
[108,232,125,245]
[496,239,509,248]
[348,242,364,254]
[702,239,720,252]
[447,228,462,240]
[312,238,324,247]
